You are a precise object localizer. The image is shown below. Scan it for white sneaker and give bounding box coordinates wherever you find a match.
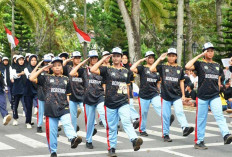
[34,107,38,115]
[12,119,18,126]
[3,115,12,125]
[26,123,32,129]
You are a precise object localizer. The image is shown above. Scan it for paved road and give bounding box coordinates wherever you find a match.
[1,102,232,157]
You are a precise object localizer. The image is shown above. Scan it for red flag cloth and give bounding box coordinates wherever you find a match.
[72,19,91,43]
[4,26,19,49]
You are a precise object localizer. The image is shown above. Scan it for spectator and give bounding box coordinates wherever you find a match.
[183,83,196,107]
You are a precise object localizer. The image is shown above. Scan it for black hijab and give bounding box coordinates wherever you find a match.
[27,55,38,73]
[14,56,27,85]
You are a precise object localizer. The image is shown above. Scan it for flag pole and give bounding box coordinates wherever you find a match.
[83,0,87,59]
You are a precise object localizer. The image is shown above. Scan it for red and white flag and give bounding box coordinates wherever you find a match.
[72,19,91,43]
[4,26,19,49]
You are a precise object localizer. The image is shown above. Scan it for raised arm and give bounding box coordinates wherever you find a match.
[31,60,43,75]
[130,58,146,73]
[90,54,112,75]
[180,80,185,101]
[63,58,73,66]
[185,50,206,70]
[69,58,89,76]
[29,64,53,83]
[150,53,167,72]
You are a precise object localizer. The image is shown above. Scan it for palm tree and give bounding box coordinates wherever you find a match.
[0,0,49,56]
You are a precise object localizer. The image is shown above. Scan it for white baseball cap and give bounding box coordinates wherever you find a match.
[72,51,82,57]
[16,55,24,61]
[2,57,9,61]
[145,51,155,57]
[47,53,54,58]
[88,50,98,57]
[202,42,214,51]
[51,56,63,64]
[112,47,122,55]
[25,53,31,58]
[43,54,52,62]
[167,48,177,55]
[102,51,110,56]
[13,55,18,59]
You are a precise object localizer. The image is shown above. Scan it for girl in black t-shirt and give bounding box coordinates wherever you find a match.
[150,48,194,142]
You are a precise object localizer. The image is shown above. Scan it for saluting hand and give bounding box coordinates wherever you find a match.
[140,58,147,62]
[103,54,113,61]
[159,53,168,61]
[200,50,207,58]
[43,64,53,71]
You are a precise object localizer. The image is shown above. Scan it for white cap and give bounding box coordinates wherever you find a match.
[43,54,52,62]
[72,51,81,57]
[51,56,63,64]
[112,47,122,55]
[29,54,38,59]
[2,57,9,61]
[167,48,177,55]
[145,51,155,57]
[13,55,18,59]
[16,55,24,61]
[102,51,110,56]
[88,50,98,57]
[47,53,54,58]
[202,42,214,51]
[25,53,31,58]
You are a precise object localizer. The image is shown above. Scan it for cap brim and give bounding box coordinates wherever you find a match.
[51,59,63,64]
[168,52,177,55]
[43,60,51,62]
[112,52,122,55]
[145,54,155,57]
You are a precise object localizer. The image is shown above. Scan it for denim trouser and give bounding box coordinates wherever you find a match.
[37,100,45,127]
[162,98,189,136]
[195,97,230,144]
[129,98,139,122]
[45,113,77,153]
[69,100,84,132]
[138,96,161,132]
[105,104,137,150]
[0,93,8,118]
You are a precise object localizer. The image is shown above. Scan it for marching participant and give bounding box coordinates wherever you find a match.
[30,56,82,157]
[150,48,194,142]
[91,47,143,156]
[130,51,175,136]
[69,50,106,149]
[185,42,232,149]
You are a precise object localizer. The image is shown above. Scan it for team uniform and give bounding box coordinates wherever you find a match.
[36,73,81,155]
[99,65,142,152]
[194,60,232,145]
[63,64,84,132]
[137,65,162,134]
[157,63,193,140]
[78,66,106,145]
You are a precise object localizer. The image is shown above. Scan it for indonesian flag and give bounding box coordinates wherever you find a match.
[4,26,19,49]
[72,19,91,43]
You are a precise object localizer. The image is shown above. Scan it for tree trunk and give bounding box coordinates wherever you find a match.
[11,0,15,57]
[117,0,141,63]
[186,0,193,60]
[216,0,223,39]
[176,0,184,65]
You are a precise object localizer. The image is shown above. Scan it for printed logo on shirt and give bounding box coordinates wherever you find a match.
[205,74,218,79]
[146,71,150,74]
[51,88,66,93]
[147,78,157,83]
[204,66,208,69]
[72,77,83,82]
[64,80,67,85]
[50,79,54,83]
[124,73,128,77]
[165,76,178,82]
[89,79,101,84]
[112,81,124,86]
[177,70,180,74]
[216,67,219,71]
[111,72,116,76]
[165,69,169,72]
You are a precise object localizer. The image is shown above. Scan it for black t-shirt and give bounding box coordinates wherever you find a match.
[37,74,71,118]
[137,65,160,99]
[78,67,104,105]
[157,63,185,101]
[100,66,130,109]
[185,90,196,100]
[194,60,223,100]
[225,87,232,100]
[128,72,135,98]
[229,66,232,73]
[37,72,48,101]
[63,65,84,102]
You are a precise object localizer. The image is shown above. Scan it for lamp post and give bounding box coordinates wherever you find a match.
[35,47,39,55]
[192,42,198,55]
[171,41,177,48]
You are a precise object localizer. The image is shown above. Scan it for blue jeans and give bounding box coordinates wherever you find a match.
[129,98,139,122]
[0,93,8,118]
[69,100,84,132]
[162,98,189,136]
[45,113,77,153]
[84,102,106,143]
[37,100,45,127]
[195,97,230,144]
[105,104,137,150]
[138,96,161,132]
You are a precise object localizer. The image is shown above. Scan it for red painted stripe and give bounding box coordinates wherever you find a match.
[161,97,164,138]
[84,104,87,131]
[37,99,39,125]
[138,97,142,133]
[45,117,51,152]
[194,97,198,144]
[104,106,110,150]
